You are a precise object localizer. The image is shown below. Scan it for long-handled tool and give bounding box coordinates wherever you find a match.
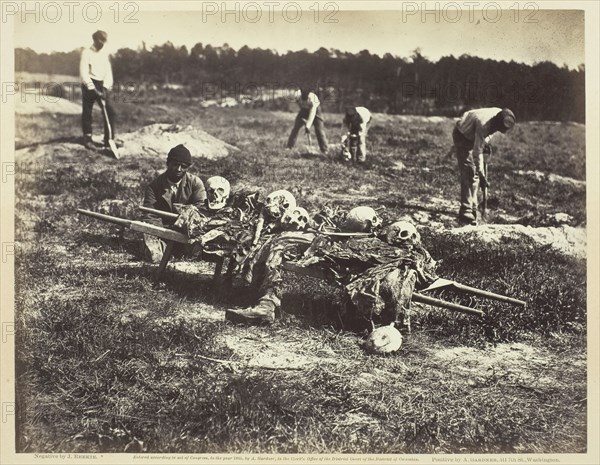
[481,160,488,220]
[97,95,120,159]
[301,118,313,149]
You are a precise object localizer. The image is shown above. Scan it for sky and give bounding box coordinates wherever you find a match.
[11,2,586,69]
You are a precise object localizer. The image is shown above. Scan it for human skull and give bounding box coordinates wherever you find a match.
[281,207,310,231]
[385,220,421,246]
[264,189,296,220]
[340,135,351,161]
[206,176,231,211]
[365,323,403,354]
[341,206,382,232]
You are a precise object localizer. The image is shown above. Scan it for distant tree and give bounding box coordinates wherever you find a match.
[13,44,586,122]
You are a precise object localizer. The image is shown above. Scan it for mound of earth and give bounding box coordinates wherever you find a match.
[513,170,586,189]
[117,123,239,160]
[370,113,450,124]
[447,224,586,259]
[14,123,239,163]
[15,94,83,115]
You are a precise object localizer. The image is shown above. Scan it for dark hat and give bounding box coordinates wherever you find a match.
[92,30,108,42]
[500,108,516,130]
[167,144,192,165]
[345,106,358,116]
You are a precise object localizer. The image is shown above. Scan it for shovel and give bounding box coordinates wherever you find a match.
[479,160,488,220]
[97,95,120,159]
[305,127,312,148]
[300,119,317,156]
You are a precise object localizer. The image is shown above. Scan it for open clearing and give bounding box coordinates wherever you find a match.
[13,99,588,454]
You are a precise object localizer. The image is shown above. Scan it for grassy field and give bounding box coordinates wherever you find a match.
[13,98,588,455]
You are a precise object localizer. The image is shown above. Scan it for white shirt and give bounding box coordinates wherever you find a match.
[345,106,372,135]
[80,45,113,90]
[294,90,320,128]
[456,107,501,168]
[167,178,182,196]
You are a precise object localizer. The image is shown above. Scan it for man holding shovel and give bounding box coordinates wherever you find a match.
[452,107,515,225]
[286,88,329,155]
[80,30,121,156]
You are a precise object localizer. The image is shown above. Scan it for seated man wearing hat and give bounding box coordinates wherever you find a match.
[141,144,206,262]
[452,107,516,225]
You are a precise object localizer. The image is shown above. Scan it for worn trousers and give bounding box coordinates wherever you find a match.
[287,115,329,153]
[81,79,116,144]
[452,127,480,216]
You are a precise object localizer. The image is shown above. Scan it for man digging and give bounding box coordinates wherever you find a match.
[79,30,122,152]
[452,107,516,225]
[286,88,329,156]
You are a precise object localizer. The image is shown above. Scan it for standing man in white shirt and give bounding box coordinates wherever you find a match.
[80,30,118,150]
[452,107,516,225]
[342,106,372,163]
[286,88,329,155]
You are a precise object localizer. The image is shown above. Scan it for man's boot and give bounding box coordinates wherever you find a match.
[225,295,280,325]
[458,209,477,225]
[82,134,96,150]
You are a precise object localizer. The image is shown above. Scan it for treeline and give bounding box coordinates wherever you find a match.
[15,43,585,122]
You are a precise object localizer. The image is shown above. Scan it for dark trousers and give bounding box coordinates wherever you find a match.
[287,114,329,154]
[81,79,116,143]
[452,126,479,216]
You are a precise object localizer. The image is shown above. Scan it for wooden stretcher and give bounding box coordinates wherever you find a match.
[78,208,526,316]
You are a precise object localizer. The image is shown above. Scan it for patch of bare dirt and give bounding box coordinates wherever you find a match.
[447,224,586,259]
[513,170,586,189]
[370,113,450,124]
[15,94,83,115]
[432,342,585,389]
[222,328,360,370]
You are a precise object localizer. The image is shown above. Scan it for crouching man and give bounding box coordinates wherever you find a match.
[342,106,372,163]
[141,144,206,262]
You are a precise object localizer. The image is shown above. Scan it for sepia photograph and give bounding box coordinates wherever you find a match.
[1,1,598,463]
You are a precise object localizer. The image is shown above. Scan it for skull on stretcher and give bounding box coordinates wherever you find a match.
[341,206,382,232]
[281,206,310,231]
[206,176,231,211]
[264,189,296,220]
[384,220,421,247]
